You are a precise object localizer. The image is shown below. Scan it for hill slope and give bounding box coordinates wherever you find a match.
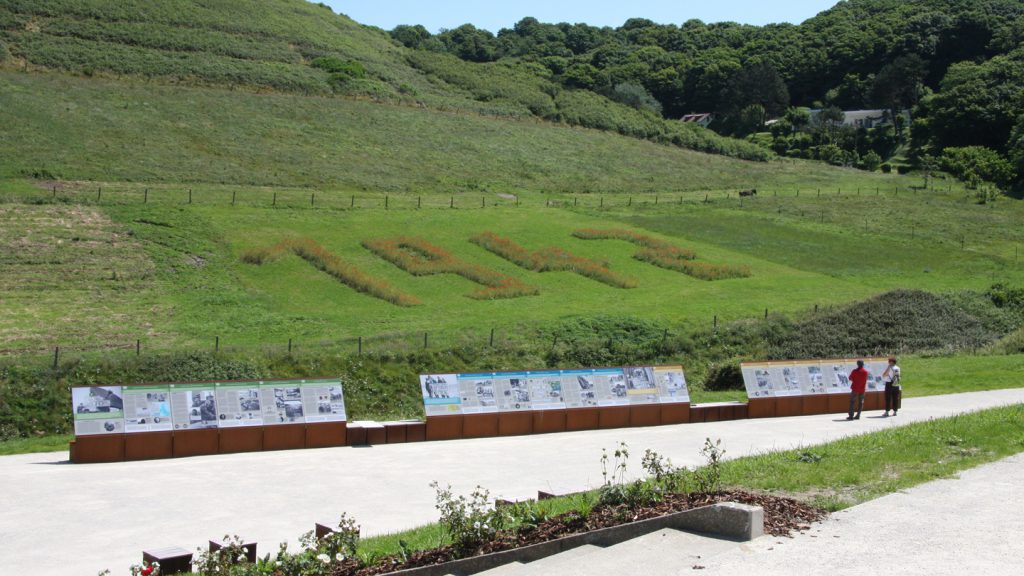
[0,0,768,161]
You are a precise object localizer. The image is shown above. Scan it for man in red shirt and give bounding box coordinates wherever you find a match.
[847,360,869,420]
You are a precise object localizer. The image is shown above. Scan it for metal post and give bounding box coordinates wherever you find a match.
[273,193,277,206]
[53,346,59,369]
[188,189,192,204]
[311,193,315,206]
[358,336,362,355]
[136,339,140,356]
[215,336,219,351]
[423,332,428,349]
[489,328,495,347]
[231,191,235,205]
[144,188,148,203]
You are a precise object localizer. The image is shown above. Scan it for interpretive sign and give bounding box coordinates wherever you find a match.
[741,358,890,398]
[420,366,689,415]
[72,386,125,435]
[72,378,346,434]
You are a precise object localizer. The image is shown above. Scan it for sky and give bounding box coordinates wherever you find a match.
[328,1,841,34]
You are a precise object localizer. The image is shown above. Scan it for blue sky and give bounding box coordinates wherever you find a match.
[327,1,840,33]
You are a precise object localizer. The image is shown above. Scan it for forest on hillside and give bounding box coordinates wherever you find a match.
[390,0,1024,188]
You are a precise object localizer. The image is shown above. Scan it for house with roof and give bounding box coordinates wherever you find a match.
[809,109,909,129]
[680,113,713,128]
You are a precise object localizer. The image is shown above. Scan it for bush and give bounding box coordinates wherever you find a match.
[311,56,366,79]
[861,150,882,171]
[881,163,892,173]
[703,362,743,391]
[896,165,912,174]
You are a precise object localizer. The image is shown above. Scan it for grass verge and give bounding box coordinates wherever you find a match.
[0,434,72,456]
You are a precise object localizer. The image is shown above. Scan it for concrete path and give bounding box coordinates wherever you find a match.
[2,388,1022,576]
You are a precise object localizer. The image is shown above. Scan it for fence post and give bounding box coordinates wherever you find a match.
[97,187,101,202]
[450,196,454,208]
[358,336,362,355]
[351,195,355,208]
[144,188,148,203]
[628,197,632,206]
[482,196,485,208]
[600,196,604,208]
[764,307,769,319]
[136,339,140,356]
[53,346,59,369]
[232,190,236,205]
[311,193,315,207]
[713,315,717,330]
[385,195,389,210]
[489,327,495,347]
[188,189,192,204]
[52,186,56,198]
[704,193,708,202]
[288,338,292,353]
[655,195,658,205]
[215,336,219,351]
[423,332,428,349]
[574,197,578,206]
[273,193,277,206]
[418,196,421,209]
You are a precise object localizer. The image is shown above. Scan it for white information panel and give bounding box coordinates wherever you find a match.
[72,386,125,435]
[742,358,891,398]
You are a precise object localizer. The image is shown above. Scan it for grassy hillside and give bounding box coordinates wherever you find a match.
[0,0,768,160]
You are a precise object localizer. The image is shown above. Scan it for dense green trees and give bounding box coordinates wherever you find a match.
[394,0,1024,186]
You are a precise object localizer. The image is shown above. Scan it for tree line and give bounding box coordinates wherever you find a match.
[389,0,1024,188]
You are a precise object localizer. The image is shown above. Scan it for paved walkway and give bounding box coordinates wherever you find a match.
[2,388,1022,576]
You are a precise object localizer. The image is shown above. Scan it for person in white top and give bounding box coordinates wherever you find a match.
[882,357,902,416]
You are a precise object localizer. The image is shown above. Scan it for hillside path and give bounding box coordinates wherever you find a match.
[2,388,1022,576]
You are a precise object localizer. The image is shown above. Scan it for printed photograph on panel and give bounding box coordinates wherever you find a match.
[654,366,689,403]
[188,389,219,428]
[272,387,304,423]
[504,377,531,409]
[528,375,565,409]
[572,374,598,407]
[71,386,125,435]
[124,388,171,431]
[625,367,657,394]
[422,374,456,399]
[806,365,826,394]
[779,366,802,395]
[753,368,772,397]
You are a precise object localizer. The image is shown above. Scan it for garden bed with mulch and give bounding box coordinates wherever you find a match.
[329,490,826,576]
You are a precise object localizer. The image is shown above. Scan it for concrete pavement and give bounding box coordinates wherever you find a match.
[2,388,1022,576]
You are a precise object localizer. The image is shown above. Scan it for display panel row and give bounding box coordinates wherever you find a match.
[72,379,346,436]
[420,366,689,416]
[740,358,890,399]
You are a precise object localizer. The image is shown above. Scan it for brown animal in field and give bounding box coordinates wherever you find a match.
[739,189,757,197]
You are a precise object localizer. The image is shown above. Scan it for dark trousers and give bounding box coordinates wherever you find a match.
[885,383,901,412]
[848,392,865,418]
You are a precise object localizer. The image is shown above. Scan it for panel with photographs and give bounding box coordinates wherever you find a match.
[421,366,688,414]
[170,383,219,430]
[420,374,461,416]
[302,379,348,423]
[216,382,264,428]
[72,386,125,435]
[741,358,893,398]
[123,385,172,432]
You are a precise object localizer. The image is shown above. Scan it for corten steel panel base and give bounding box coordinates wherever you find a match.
[828,393,851,414]
[598,406,631,429]
[629,405,661,427]
[218,427,263,454]
[172,428,219,458]
[532,410,567,434]
[865,391,884,411]
[347,425,368,446]
[72,434,125,463]
[262,423,306,451]
[565,407,600,431]
[775,396,803,418]
[425,416,463,441]
[498,411,534,436]
[733,403,749,419]
[747,398,776,419]
[660,403,690,425]
[143,547,192,575]
[702,406,722,423]
[124,431,173,461]
[384,422,409,444]
[305,422,347,448]
[406,421,426,442]
[364,424,387,445]
[802,395,829,416]
[462,413,500,438]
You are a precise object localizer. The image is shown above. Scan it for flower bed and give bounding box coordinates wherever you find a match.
[363,236,538,299]
[572,228,751,280]
[241,238,421,306]
[470,232,637,289]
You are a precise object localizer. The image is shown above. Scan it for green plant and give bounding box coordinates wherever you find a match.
[641,448,690,494]
[695,438,725,494]
[430,482,508,554]
[192,535,255,575]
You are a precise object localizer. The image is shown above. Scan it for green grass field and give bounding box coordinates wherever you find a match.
[2,180,1022,354]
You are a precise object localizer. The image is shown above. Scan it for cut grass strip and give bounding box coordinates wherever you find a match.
[355,403,1024,557]
[363,236,539,300]
[241,238,421,306]
[0,434,72,456]
[573,227,751,280]
[470,231,637,288]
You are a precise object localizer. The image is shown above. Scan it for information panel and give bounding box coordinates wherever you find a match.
[72,386,125,435]
[73,377,347,436]
[123,385,172,432]
[741,358,891,398]
[421,366,689,415]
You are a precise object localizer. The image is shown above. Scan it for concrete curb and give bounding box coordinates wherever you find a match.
[387,502,763,576]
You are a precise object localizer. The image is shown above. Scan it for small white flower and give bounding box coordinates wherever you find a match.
[317,553,331,564]
[275,561,282,567]
[335,553,346,562]
[473,521,481,529]
[237,554,246,562]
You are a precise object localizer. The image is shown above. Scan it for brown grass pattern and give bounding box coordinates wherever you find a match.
[470,232,637,288]
[572,228,751,280]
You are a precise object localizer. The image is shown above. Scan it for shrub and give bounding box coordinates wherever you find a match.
[572,228,751,280]
[703,362,744,391]
[470,232,636,288]
[363,236,538,299]
[694,438,725,494]
[881,163,892,173]
[310,56,366,79]
[431,482,509,554]
[242,238,421,306]
[861,150,882,171]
